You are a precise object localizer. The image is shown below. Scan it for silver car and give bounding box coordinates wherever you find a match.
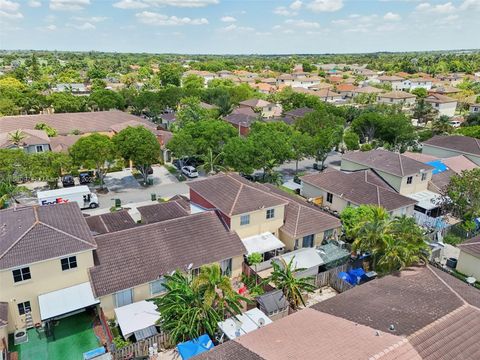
[182,166,199,178]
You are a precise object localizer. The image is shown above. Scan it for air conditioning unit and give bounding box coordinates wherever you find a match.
[14,329,28,345]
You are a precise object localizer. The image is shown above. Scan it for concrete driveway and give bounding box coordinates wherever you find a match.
[276,151,342,180]
[103,169,141,192]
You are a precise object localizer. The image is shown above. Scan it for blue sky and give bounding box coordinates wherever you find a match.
[1,0,479,54]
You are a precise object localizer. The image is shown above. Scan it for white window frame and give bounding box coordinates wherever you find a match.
[240,214,250,226]
[266,208,275,220]
[421,173,427,181]
[326,192,333,204]
[115,288,133,308]
[406,176,413,184]
[220,258,232,277]
[150,278,167,296]
[13,267,31,283]
[60,256,77,271]
[18,301,31,316]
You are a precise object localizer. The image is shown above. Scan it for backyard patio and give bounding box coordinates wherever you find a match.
[8,311,103,360]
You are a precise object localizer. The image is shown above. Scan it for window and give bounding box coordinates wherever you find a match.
[220,258,232,277]
[240,214,250,226]
[266,208,275,219]
[406,176,413,184]
[421,173,427,181]
[13,267,31,283]
[323,229,334,241]
[61,256,77,271]
[115,289,133,308]
[36,145,43,153]
[294,239,299,250]
[18,301,31,316]
[302,234,314,248]
[150,278,166,296]
[326,192,333,203]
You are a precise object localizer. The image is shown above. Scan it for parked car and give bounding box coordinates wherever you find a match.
[173,159,183,170]
[79,172,92,185]
[449,120,461,128]
[181,166,199,178]
[62,175,75,188]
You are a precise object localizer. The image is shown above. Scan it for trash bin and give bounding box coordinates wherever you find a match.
[114,199,121,208]
[151,193,157,201]
[446,257,457,269]
[147,178,154,186]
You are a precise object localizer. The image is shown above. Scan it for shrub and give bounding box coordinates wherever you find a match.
[113,336,130,350]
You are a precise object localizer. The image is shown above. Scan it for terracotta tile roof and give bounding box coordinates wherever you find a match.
[85,210,137,235]
[284,107,314,119]
[378,75,405,81]
[137,201,189,224]
[335,84,355,92]
[378,91,416,99]
[429,169,455,192]
[0,203,96,269]
[0,129,50,148]
[425,93,457,104]
[89,211,246,297]
[352,86,385,94]
[442,155,478,173]
[188,173,287,216]
[301,169,417,211]
[312,266,465,336]
[423,135,480,156]
[234,308,409,360]
[0,110,153,135]
[239,99,273,108]
[109,119,156,134]
[49,134,82,152]
[402,151,438,163]
[260,184,341,238]
[342,149,433,177]
[0,302,8,327]
[457,235,480,259]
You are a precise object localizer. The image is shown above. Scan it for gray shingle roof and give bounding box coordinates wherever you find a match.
[423,135,480,156]
[85,210,137,235]
[342,149,433,177]
[0,203,96,269]
[301,169,417,211]
[188,173,287,216]
[137,201,189,224]
[89,211,246,297]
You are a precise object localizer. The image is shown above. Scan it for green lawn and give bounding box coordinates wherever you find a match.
[9,312,100,360]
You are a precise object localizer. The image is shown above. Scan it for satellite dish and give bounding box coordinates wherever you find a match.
[258,318,265,327]
[186,263,193,271]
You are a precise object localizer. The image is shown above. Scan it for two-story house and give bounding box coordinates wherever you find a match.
[0,129,51,153]
[238,99,282,119]
[376,91,416,106]
[425,94,457,117]
[422,135,480,166]
[0,203,97,334]
[377,75,405,90]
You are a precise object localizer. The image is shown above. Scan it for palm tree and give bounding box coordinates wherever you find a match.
[0,180,28,208]
[8,130,26,148]
[431,115,454,134]
[352,206,390,256]
[200,148,226,175]
[269,257,316,310]
[155,264,246,344]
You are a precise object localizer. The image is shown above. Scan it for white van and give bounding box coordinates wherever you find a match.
[37,186,99,209]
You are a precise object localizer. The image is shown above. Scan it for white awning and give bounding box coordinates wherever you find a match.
[38,282,100,321]
[276,248,325,269]
[407,190,442,211]
[114,300,160,339]
[241,232,285,255]
[217,308,272,340]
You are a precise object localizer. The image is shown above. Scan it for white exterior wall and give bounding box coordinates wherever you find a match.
[429,101,457,117]
[456,251,480,280]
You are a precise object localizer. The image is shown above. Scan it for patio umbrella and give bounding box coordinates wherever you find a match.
[176,334,214,360]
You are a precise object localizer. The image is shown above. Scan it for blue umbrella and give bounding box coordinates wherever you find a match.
[177,334,214,360]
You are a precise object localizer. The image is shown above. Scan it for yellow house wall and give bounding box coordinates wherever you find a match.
[456,251,480,280]
[0,251,94,333]
[230,205,285,239]
[99,255,244,319]
[279,228,341,251]
[374,169,431,195]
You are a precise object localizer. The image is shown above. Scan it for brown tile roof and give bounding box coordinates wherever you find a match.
[89,211,246,297]
[0,203,96,269]
[0,129,50,148]
[352,85,385,94]
[425,93,457,104]
[137,201,189,224]
[168,195,191,211]
[335,84,355,92]
[234,308,409,360]
[194,340,264,360]
[49,134,82,152]
[378,90,416,99]
[260,184,341,238]
[85,210,137,235]
[301,169,417,211]
[0,302,8,327]
[429,169,455,193]
[284,107,314,119]
[312,266,465,336]
[441,155,478,173]
[0,110,153,135]
[109,119,156,134]
[239,99,273,108]
[342,149,433,177]
[188,173,287,216]
[402,151,438,163]
[423,135,480,156]
[378,75,405,81]
[457,235,480,259]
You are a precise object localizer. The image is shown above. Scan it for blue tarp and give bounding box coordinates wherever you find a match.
[426,160,448,175]
[177,334,214,360]
[338,268,367,286]
[83,347,106,360]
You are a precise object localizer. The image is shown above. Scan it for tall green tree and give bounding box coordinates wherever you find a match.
[112,126,161,184]
[69,133,116,188]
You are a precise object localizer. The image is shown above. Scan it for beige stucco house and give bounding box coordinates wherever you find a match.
[456,236,480,281]
[422,135,480,166]
[425,94,457,117]
[377,91,416,106]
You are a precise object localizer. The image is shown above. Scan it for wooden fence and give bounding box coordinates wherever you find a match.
[315,264,354,293]
[111,333,171,360]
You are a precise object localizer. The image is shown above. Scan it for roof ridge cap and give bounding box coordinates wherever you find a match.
[398,153,404,176]
[229,182,244,216]
[293,204,302,238]
[39,221,97,249]
[98,215,109,233]
[426,265,471,308]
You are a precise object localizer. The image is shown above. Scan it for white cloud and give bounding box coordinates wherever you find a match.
[72,16,108,22]
[274,0,303,16]
[290,0,303,10]
[0,9,22,19]
[0,0,19,11]
[415,2,456,14]
[144,0,218,7]
[135,11,209,25]
[383,12,400,20]
[285,18,320,28]
[113,0,148,9]
[40,24,57,30]
[222,23,254,32]
[307,0,343,12]
[220,16,236,22]
[459,0,480,11]
[69,21,95,30]
[28,0,42,7]
[50,0,90,11]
